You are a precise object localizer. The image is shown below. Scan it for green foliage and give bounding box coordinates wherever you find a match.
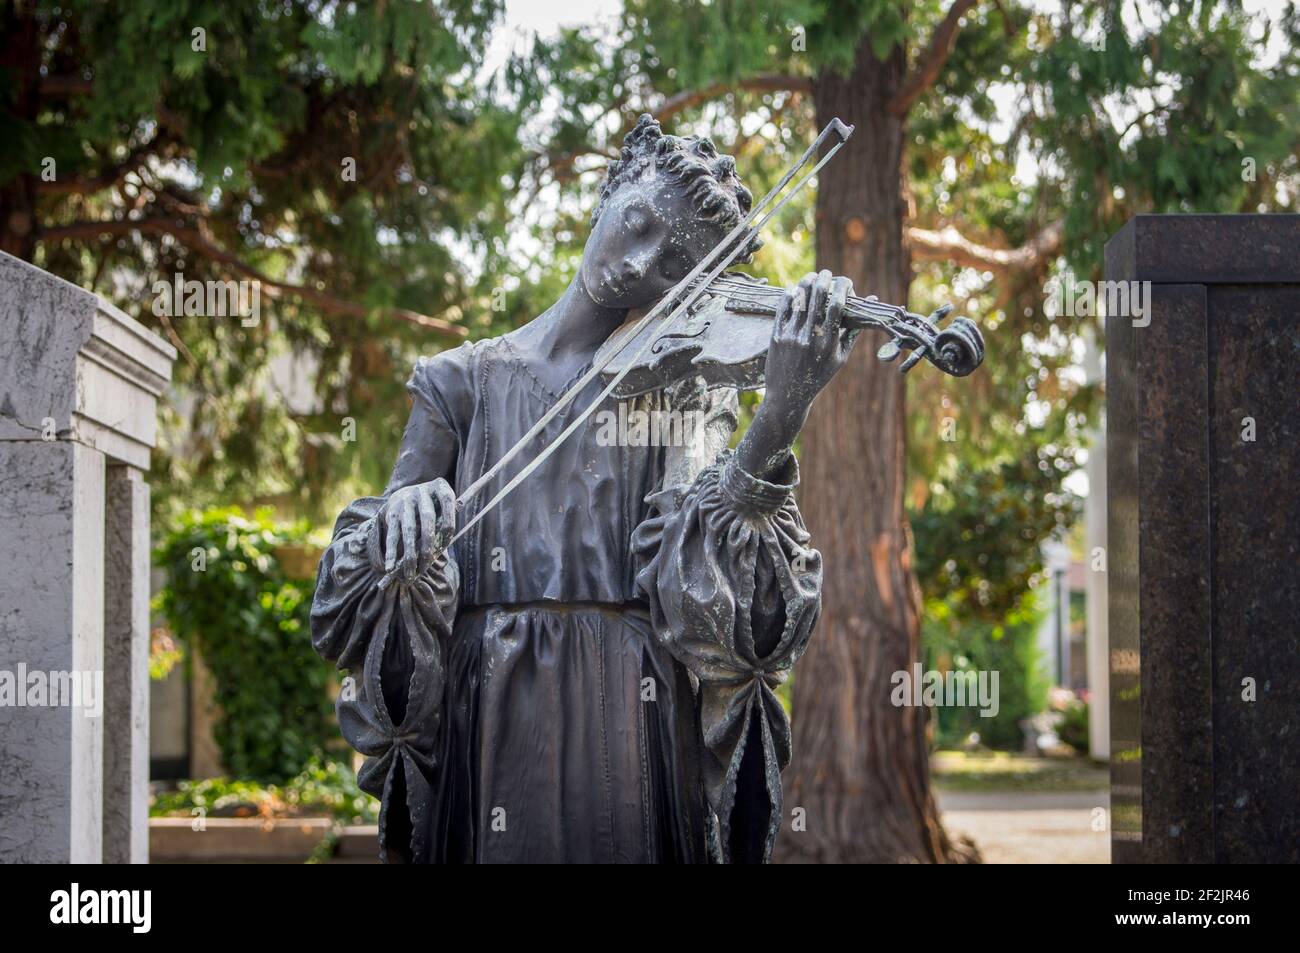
[13,0,1298,658]
[911,446,1081,622]
[150,755,376,824]
[1057,695,1090,753]
[582,1,1295,647]
[924,588,1049,751]
[9,0,531,521]
[1017,1,1300,278]
[154,506,334,781]
[148,628,184,681]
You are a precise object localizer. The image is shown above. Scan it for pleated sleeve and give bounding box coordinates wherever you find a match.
[632,381,823,863]
[310,350,466,863]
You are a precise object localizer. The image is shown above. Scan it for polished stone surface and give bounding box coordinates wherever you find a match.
[1105,214,1300,863]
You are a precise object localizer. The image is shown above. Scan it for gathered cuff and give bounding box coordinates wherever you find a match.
[718,451,798,516]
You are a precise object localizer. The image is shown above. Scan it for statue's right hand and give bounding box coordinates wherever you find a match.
[379,478,457,584]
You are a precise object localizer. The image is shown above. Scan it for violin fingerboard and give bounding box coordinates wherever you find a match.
[723,298,778,317]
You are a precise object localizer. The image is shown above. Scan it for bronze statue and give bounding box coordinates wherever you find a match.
[310,114,982,863]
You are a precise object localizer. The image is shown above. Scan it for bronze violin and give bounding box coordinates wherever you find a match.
[595,271,986,399]
[437,117,984,552]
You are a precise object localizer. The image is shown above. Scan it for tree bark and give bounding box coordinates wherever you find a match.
[776,35,977,864]
[0,1,40,261]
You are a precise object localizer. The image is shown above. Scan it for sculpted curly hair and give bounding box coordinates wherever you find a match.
[591,113,763,264]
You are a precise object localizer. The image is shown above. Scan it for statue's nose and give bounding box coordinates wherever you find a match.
[621,257,646,282]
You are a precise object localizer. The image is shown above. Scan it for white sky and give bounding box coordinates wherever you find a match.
[483,0,621,77]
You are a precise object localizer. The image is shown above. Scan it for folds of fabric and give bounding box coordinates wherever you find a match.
[632,450,822,863]
[310,339,826,864]
[433,602,708,863]
[310,496,459,863]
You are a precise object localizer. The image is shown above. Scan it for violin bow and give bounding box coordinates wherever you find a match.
[378,118,856,586]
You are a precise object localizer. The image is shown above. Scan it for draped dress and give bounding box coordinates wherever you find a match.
[310,333,822,863]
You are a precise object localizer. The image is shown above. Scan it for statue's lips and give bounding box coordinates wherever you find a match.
[602,268,627,298]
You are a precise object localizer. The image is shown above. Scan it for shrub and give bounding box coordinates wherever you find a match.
[150,756,375,824]
[1056,693,1091,752]
[155,507,335,781]
[923,588,1050,750]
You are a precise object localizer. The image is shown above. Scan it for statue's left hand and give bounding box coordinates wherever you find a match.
[735,270,860,479]
[378,477,457,586]
[763,270,859,411]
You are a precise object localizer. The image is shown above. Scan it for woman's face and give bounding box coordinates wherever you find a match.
[581,176,731,310]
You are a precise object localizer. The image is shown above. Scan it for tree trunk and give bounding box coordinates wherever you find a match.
[776,36,977,864]
[0,1,40,261]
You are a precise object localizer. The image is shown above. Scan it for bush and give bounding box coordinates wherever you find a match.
[155,507,335,782]
[150,756,375,824]
[923,588,1050,750]
[1056,692,1090,752]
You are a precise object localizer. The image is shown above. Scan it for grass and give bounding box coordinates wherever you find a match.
[931,749,1109,793]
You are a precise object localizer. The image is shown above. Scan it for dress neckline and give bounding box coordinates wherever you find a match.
[497,335,596,407]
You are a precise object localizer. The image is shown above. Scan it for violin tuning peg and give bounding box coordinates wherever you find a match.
[877,340,901,363]
[899,348,926,374]
[930,304,953,323]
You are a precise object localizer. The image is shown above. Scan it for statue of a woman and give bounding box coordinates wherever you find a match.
[311,114,861,863]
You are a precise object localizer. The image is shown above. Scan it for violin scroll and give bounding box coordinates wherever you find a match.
[870,302,985,378]
[932,317,985,377]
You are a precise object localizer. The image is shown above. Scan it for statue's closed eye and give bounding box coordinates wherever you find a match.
[625,206,651,235]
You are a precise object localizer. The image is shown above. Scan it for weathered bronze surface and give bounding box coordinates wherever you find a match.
[311,114,984,863]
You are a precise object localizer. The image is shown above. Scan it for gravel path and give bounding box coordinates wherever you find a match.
[937,790,1112,864]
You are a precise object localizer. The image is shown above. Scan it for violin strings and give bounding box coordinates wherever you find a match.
[695,274,907,314]
[692,275,923,327]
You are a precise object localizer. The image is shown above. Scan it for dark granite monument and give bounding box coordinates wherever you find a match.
[1105,214,1300,863]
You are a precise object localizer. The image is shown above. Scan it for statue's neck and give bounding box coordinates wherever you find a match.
[521,275,627,363]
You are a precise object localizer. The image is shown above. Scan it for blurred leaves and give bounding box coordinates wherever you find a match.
[11,0,530,520]
[11,0,1298,645]
[153,506,333,782]
[149,754,376,824]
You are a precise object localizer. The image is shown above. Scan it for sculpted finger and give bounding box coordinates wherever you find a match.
[417,486,439,565]
[792,273,815,333]
[400,495,419,581]
[809,270,832,336]
[827,277,850,355]
[828,276,850,329]
[773,288,795,340]
[432,478,457,545]
[384,498,402,574]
